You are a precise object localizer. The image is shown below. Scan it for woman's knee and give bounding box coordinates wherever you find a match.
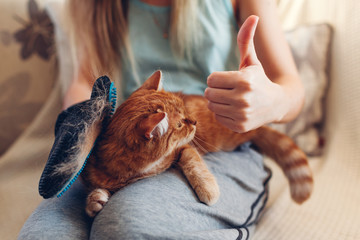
[18,181,91,240]
[18,199,91,240]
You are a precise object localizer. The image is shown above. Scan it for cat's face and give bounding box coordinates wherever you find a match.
[114,71,196,152]
[145,96,197,150]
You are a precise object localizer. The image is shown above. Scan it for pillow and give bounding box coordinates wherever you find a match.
[0,0,57,155]
[270,24,333,155]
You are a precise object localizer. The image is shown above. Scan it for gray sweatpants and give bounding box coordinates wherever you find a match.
[19,143,271,240]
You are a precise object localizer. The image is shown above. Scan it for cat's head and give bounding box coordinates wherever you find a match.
[111,71,196,152]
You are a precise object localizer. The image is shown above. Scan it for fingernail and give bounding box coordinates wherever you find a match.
[204,88,210,98]
[207,76,211,85]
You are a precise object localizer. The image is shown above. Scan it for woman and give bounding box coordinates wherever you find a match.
[19,0,303,239]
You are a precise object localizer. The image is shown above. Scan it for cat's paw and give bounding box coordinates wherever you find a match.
[195,178,220,206]
[85,188,111,217]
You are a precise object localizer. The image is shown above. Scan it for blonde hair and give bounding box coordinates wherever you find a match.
[67,0,200,84]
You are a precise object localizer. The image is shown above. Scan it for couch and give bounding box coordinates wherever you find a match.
[0,0,359,239]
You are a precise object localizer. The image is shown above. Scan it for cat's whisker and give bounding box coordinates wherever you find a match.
[193,136,223,152]
[192,136,227,163]
[192,138,224,163]
[191,138,210,155]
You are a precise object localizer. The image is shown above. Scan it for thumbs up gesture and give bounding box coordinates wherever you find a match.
[205,15,286,133]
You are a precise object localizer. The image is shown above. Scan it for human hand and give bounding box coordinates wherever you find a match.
[204,15,286,133]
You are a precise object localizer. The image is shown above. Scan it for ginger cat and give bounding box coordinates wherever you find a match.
[81,71,313,217]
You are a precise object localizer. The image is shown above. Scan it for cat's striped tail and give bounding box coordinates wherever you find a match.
[251,126,313,204]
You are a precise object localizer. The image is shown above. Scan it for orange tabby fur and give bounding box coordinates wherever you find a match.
[81,71,313,217]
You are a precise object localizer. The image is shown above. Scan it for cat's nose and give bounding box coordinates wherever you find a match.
[185,118,197,125]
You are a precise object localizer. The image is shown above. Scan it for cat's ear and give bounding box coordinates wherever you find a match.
[141,70,163,91]
[139,112,168,139]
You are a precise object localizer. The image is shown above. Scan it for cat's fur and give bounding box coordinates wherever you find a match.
[81,71,313,217]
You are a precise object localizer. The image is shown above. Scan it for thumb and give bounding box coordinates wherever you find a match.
[237,15,260,69]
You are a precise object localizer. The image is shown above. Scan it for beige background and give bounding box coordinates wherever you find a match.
[0,0,359,239]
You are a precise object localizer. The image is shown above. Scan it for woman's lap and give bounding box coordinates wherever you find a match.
[19,144,271,240]
[18,179,92,239]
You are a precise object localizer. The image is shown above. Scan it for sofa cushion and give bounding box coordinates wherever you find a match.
[271,23,333,155]
[0,0,57,155]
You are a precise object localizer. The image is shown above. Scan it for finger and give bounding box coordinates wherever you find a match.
[208,100,249,116]
[214,114,234,124]
[207,101,233,117]
[214,114,246,133]
[204,88,233,105]
[237,15,261,69]
[207,71,238,89]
